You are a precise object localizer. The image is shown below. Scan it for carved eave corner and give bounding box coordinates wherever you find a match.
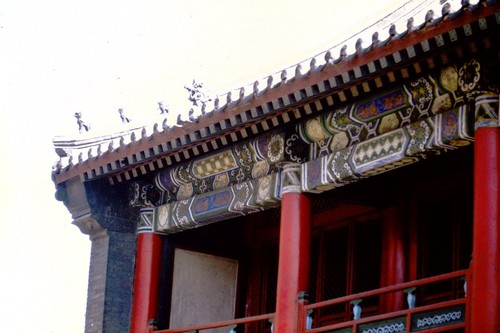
[55,176,104,238]
[73,213,106,240]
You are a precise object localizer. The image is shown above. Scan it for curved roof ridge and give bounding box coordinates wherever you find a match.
[52,0,498,182]
[208,0,449,110]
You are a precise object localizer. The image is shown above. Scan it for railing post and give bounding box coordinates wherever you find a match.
[298,291,310,333]
[147,319,158,333]
[351,299,362,320]
[404,287,416,309]
[461,276,467,297]
[465,268,472,333]
[306,310,313,331]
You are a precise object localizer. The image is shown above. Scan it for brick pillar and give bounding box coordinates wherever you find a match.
[83,222,108,333]
[130,208,163,333]
[73,215,137,333]
[274,164,312,333]
[470,126,500,333]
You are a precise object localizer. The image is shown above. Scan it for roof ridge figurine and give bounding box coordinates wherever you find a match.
[74,112,90,133]
[184,79,211,107]
[158,101,170,115]
[118,108,131,124]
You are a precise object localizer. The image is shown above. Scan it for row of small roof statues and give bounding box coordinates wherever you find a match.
[74,1,473,134]
[75,80,210,133]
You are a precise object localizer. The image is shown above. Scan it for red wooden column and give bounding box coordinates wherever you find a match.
[131,208,163,333]
[471,126,500,333]
[380,207,406,312]
[274,164,312,333]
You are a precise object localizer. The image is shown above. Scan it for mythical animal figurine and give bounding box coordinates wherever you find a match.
[75,112,90,133]
[188,108,200,123]
[118,108,131,123]
[184,79,211,107]
[158,101,170,115]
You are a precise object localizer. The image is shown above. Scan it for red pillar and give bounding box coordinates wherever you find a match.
[381,207,406,312]
[274,191,312,333]
[471,127,500,333]
[131,208,163,333]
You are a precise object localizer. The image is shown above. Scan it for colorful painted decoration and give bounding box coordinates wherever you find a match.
[154,172,281,233]
[155,132,286,203]
[151,59,498,228]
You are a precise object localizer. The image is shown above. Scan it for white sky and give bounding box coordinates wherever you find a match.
[0,0,415,332]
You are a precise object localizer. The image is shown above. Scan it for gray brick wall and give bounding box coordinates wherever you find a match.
[80,179,139,333]
[102,231,136,333]
[84,229,136,333]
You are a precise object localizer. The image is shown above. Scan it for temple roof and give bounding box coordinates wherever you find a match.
[52,0,500,185]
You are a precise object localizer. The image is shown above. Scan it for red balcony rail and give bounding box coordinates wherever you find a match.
[150,312,274,333]
[299,269,471,333]
[149,269,470,333]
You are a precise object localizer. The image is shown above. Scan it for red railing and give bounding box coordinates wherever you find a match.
[150,269,470,333]
[149,312,274,333]
[299,269,471,333]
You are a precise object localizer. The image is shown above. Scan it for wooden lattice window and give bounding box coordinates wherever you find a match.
[418,189,472,303]
[312,214,383,325]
